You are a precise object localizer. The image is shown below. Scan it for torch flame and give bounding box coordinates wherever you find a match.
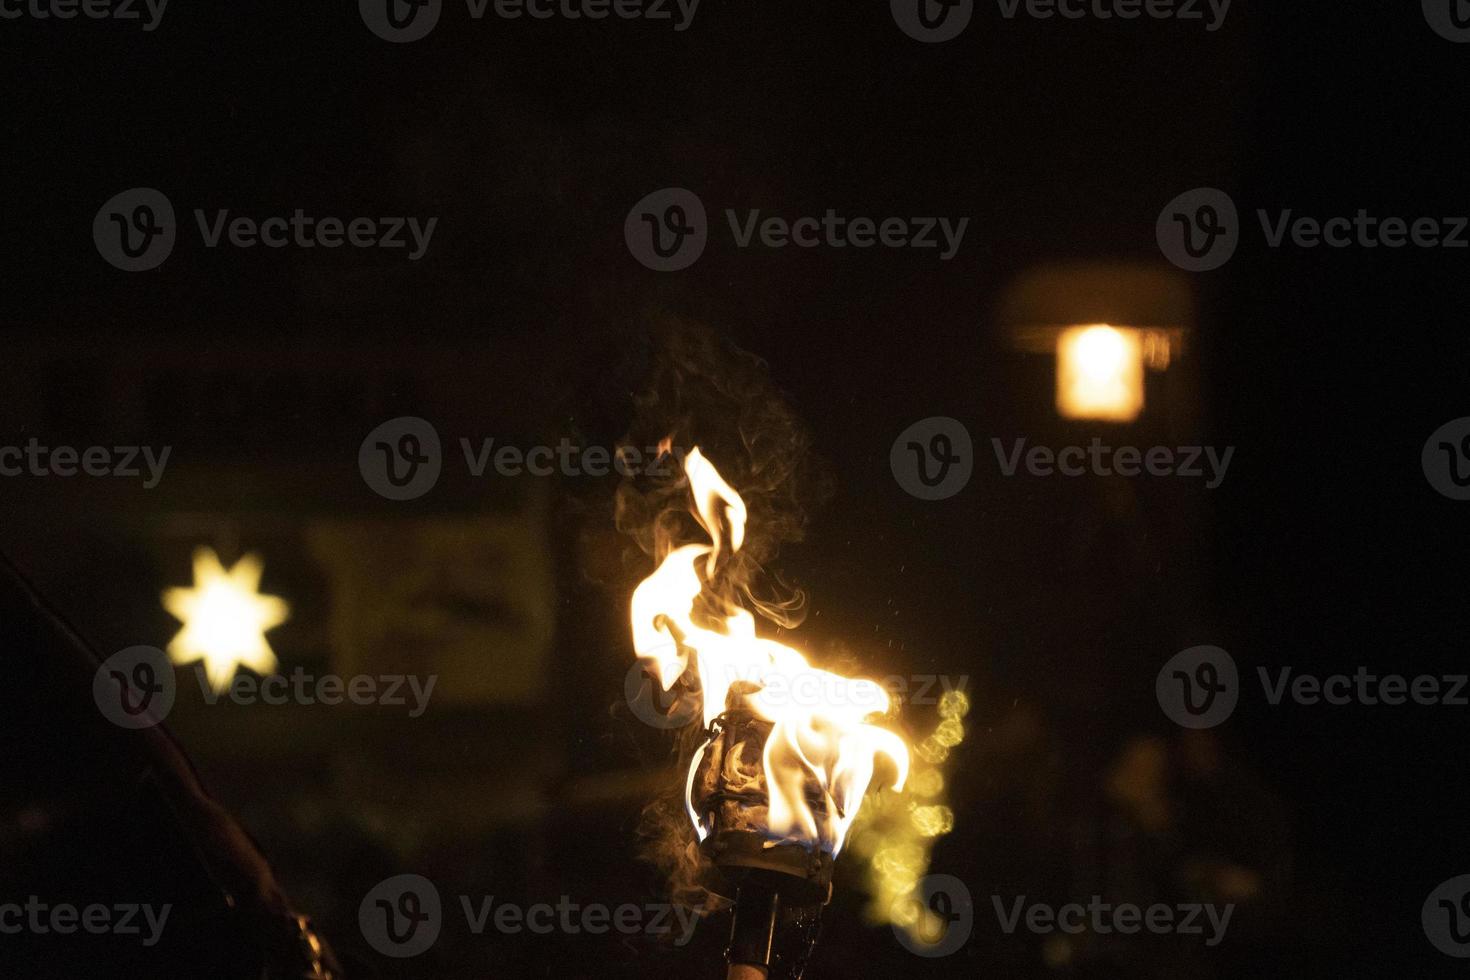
[630,447,909,855]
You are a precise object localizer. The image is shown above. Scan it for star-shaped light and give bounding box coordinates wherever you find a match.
[162,548,290,692]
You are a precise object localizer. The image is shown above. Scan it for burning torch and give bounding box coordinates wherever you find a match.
[628,447,909,978]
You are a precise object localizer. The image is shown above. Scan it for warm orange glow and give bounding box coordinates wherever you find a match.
[1056,324,1145,422]
[163,548,289,692]
[851,688,969,941]
[630,447,909,854]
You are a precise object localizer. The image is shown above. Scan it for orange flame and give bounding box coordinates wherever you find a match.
[630,447,909,854]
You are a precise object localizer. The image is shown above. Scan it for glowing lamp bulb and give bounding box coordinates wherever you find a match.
[1056,324,1145,422]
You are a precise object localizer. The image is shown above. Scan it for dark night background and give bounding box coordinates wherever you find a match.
[3,1,1469,977]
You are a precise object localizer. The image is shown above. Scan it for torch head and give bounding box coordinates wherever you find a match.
[692,702,836,906]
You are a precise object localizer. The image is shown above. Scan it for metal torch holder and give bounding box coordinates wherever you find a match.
[693,706,834,977]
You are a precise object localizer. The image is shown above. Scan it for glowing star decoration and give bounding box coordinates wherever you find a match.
[162,548,289,692]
